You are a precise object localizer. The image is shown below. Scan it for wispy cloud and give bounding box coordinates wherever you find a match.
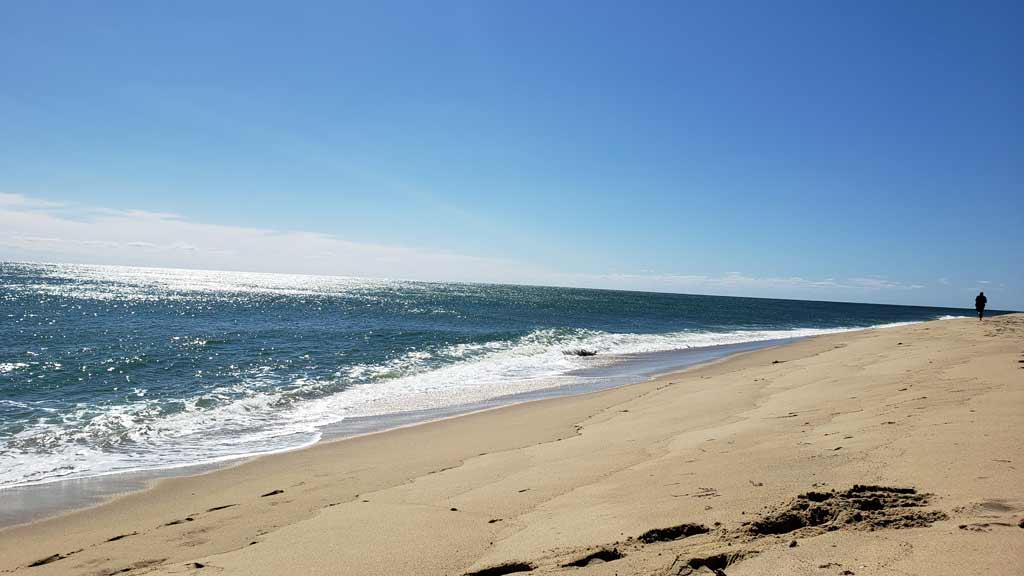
[848,277,924,290]
[0,193,67,209]
[548,271,924,295]
[0,193,934,300]
[0,193,538,283]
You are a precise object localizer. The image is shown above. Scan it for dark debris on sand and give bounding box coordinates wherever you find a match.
[464,485,948,576]
[747,485,946,536]
[563,349,597,357]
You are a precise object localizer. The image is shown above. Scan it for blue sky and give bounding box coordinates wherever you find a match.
[1,1,1020,308]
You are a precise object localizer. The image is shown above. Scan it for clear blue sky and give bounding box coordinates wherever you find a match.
[1,1,1020,308]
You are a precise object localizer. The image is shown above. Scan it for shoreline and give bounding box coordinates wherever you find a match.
[1,323,928,497]
[1,314,1021,575]
[0,335,799,529]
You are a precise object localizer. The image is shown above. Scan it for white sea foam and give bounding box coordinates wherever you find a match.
[0,321,916,488]
[0,363,29,374]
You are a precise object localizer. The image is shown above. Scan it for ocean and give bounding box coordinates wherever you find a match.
[0,262,974,490]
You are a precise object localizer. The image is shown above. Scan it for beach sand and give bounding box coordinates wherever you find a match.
[1,314,1021,575]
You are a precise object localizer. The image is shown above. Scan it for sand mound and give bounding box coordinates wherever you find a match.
[748,485,947,536]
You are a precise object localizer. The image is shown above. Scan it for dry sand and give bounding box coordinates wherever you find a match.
[1,314,1022,575]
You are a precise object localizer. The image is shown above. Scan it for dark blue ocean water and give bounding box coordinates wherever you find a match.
[0,262,974,487]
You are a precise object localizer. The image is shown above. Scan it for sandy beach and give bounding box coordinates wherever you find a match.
[1,314,1021,575]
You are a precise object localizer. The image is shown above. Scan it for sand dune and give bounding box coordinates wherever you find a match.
[1,314,1022,575]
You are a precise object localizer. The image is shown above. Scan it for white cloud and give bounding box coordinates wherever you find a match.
[546,271,923,296]
[0,193,934,300]
[848,277,924,290]
[0,193,66,209]
[0,193,540,283]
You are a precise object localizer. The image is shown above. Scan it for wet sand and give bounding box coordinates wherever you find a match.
[1,314,1021,575]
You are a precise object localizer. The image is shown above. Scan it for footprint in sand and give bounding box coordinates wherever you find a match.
[105,558,166,573]
[665,551,755,576]
[638,523,709,543]
[958,522,1017,532]
[463,561,535,575]
[27,549,82,568]
[562,548,624,567]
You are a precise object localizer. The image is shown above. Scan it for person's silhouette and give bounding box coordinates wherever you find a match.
[975,291,987,320]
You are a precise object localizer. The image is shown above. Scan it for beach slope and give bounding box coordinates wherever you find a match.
[1,314,1022,575]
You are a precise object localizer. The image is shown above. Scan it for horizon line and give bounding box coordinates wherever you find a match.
[1,259,1001,313]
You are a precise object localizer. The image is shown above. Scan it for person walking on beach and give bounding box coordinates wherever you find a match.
[975,291,987,320]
